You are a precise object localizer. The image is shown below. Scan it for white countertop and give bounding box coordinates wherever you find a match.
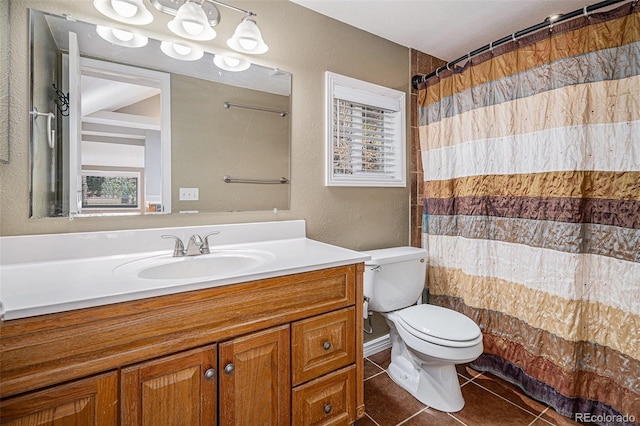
[0,221,369,320]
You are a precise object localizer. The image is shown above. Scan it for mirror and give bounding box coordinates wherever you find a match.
[29,9,291,218]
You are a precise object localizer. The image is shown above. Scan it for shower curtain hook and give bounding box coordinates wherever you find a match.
[489,41,494,51]
[435,67,440,77]
[446,62,451,71]
[583,6,590,19]
[512,33,517,42]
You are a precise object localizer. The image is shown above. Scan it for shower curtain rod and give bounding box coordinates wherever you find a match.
[411,0,630,89]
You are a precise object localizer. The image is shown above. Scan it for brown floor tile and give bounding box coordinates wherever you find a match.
[470,372,546,416]
[534,407,591,426]
[456,363,481,381]
[367,348,391,370]
[364,359,384,380]
[355,414,378,425]
[402,407,466,425]
[452,381,539,425]
[364,373,425,426]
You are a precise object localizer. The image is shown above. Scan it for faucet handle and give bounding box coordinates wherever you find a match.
[162,235,185,257]
[200,231,220,254]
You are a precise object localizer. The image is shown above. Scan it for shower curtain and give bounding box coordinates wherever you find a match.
[418,2,639,424]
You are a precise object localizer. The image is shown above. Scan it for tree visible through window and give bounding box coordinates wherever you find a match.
[82,175,139,208]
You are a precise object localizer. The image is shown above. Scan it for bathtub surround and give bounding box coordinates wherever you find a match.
[418,2,639,424]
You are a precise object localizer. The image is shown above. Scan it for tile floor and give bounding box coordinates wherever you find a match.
[361,349,590,426]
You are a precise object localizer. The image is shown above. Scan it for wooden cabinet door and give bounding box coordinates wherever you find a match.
[121,344,217,426]
[0,371,118,425]
[219,325,290,426]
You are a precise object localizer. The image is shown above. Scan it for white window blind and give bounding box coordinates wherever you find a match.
[325,72,406,187]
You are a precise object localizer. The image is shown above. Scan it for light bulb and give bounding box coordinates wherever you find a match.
[173,44,192,56]
[111,0,137,18]
[224,57,241,67]
[238,38,258,51]
[112,28,135,42]
[182,20,203,36]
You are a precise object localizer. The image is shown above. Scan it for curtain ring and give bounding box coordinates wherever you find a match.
[446,62,451,71]
[583,6,590,19]
[512,33,517,42]
[435,67,440,77]
[489,41,494,51]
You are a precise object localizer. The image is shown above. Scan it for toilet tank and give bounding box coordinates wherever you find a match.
[361,246,427,312]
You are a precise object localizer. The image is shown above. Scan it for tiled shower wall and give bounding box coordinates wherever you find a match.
[410,49,446,247]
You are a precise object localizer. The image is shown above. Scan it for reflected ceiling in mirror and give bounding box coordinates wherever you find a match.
[29,9,291,218]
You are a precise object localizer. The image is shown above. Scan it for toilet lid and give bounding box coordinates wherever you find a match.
[397,305,481,343]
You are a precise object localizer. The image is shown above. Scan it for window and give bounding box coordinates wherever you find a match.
[81,170,142,211]
[325,72,406,187]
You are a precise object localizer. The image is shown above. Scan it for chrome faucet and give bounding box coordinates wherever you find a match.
[162,231,220,257]
[185,234,204,256]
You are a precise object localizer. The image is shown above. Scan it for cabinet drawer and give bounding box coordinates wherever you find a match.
[292,365,356,426]
[292,307,355,385]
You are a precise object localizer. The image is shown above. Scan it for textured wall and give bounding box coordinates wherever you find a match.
[1,0,410,251]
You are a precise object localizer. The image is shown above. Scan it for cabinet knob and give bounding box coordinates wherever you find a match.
[224,363,235,375]
[324,404,332,414]
[323,341,332,351]
[204,368,216,381]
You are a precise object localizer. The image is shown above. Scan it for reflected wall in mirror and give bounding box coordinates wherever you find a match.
[29,9,291,218]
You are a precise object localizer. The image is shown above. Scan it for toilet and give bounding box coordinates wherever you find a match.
[362,246,483,412]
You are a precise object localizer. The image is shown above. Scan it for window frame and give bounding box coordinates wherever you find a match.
[325,71,406,187]
[80,169,143,213]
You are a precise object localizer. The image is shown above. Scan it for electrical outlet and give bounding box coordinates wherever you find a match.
[179,187,199,201]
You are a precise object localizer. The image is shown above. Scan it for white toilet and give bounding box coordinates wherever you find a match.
[362,246,483,412]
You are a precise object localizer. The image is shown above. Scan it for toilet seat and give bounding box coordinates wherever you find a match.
[396,305,482,348]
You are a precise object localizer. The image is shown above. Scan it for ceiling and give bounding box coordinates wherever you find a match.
[289,0,603,62]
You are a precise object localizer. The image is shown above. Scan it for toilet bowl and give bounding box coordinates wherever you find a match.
[362,247,483,412]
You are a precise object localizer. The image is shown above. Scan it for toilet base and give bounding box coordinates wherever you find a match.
[386,320,466,412]
[388,360,465,412]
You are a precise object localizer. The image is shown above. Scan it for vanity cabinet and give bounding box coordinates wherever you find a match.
[0,371,118,425]
[0,264,365,425]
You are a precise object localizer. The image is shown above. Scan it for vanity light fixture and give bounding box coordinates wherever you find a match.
[148,0,268,54]
[96,25,149,48]
[93,0,154,25]
[160,41,204,61]
[213,54,250,72]
[167,1,217,41]
[227,14,268,54]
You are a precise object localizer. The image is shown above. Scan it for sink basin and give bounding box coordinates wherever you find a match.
[114,249,276,281]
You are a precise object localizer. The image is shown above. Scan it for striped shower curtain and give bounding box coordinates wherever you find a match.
[418,3,639,424]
